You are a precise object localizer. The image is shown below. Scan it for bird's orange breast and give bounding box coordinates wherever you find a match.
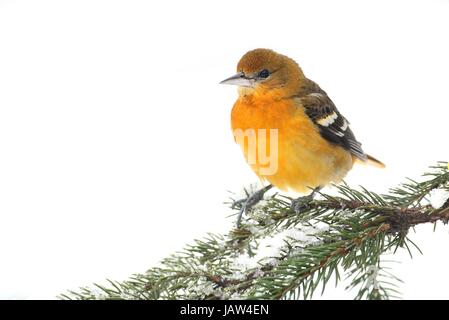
[231,95,354,193]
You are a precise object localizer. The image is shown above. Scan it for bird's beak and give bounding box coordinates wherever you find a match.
[219,72,254,87]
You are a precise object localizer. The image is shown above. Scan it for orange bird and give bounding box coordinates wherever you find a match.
[220,49,384,225]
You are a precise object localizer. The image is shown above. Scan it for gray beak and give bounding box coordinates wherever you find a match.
[219,72,255,87]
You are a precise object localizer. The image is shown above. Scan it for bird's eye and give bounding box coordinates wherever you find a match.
[257,69,270,79]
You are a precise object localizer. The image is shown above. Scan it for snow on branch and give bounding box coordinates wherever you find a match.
[61,162,449,300]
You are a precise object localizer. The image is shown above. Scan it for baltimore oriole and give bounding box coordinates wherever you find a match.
[221,49,384,225]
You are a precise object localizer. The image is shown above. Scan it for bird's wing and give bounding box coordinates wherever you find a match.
[297,92,367,161]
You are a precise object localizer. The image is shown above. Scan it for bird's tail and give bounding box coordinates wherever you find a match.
[364,154,385,168]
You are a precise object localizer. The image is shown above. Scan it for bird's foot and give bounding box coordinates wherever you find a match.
[290,186,322,213]
[290,194,315,213]
[232,185,272,228]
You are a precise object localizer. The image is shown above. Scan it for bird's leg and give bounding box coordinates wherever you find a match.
[291,186,322,213]
[233,184,273,228]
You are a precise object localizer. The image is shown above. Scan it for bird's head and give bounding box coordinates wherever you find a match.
[220,48,305,98]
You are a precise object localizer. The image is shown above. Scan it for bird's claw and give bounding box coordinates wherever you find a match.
[234,185,272,228]
[230,198,246,210]
[291,195,314,213]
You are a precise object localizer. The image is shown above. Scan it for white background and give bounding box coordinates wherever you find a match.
[0,0,448,299]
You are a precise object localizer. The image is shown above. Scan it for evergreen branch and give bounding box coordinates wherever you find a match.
[61,162,449,300]
[385,161,449,207]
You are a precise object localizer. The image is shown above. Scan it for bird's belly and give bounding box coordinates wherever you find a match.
[262,136,353,193]
[231,100,353,193]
